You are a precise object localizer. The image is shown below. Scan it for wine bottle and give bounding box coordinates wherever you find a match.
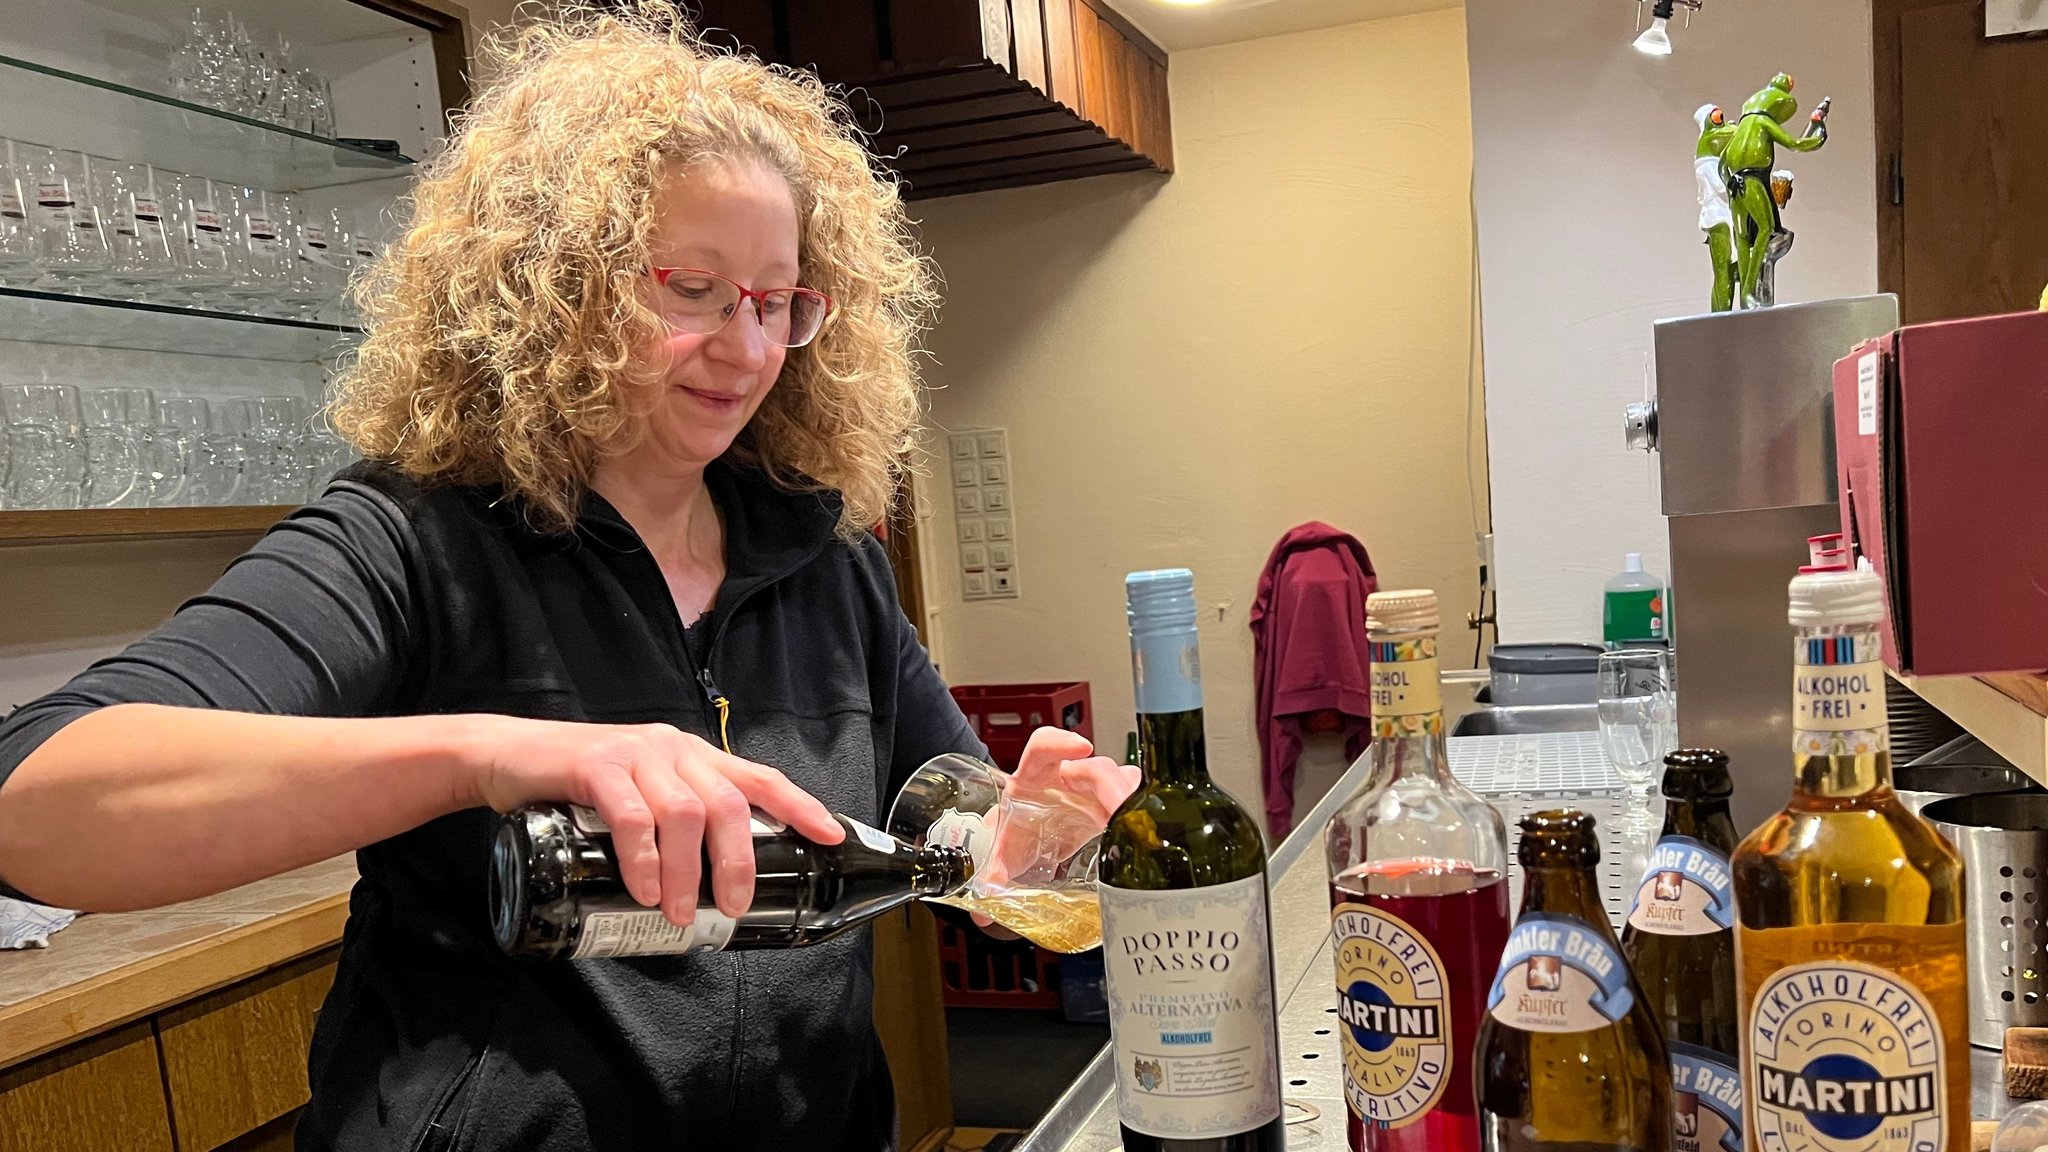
[1100,568,1284,1152]
[490,804,971,959]
[1476,809,1672,1152]
[1326,589,1509,1152]
[1731,552,1967,1152]
[1620,749,1743,1152]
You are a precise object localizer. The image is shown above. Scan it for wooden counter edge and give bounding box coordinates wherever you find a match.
[0,892,350,1072]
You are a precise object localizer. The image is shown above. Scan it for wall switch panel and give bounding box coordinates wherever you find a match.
[948,428,1018,600]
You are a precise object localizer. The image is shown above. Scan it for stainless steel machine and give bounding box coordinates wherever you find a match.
[1626,295,1899,831]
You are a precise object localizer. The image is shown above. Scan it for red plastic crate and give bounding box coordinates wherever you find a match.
[949,681,1093,773]
[934,916,1063,1011]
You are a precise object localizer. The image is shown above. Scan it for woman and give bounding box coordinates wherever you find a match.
[0,7,1131,1149]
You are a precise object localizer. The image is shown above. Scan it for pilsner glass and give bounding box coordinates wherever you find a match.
[27,147,111,292]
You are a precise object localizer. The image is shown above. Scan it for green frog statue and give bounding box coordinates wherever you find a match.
[1697,73,1830,311]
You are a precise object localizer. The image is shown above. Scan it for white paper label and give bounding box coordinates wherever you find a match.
[1793,659,1884,734]
[192,209,225,252]
[926,807,994,875]
[847,817,896,854]
[571,908,735,958]
[1099,874,1282,1139]
[1856,351,1879,437]
[1747,960,1945,1152]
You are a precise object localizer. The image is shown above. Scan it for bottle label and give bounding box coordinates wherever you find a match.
[1746,960,1945,1152]
[1369,637,1442,738]
[1605,587,1666,644]
[846,817,897,854]
[1626,835,1735,937]
[1791,634,1887,756]
[1672,1040,1744,1152]
[1099,874,1281,1138]
[1332,902,1451,1130]
[1486,912,1635,1033]
[571,908,735,959]
[1132,629,1203,715]
[925,806,994,875]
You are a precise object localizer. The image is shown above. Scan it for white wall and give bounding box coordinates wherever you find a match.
[913,9,1485,825]
[1467,0,1877,643]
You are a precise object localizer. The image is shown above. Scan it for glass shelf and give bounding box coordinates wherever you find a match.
[0,286,359,362]
[0,52,415,193]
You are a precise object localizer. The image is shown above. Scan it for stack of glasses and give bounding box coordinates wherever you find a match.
[0,138,379,319]
[168,7,338,138]
[0,384,354,511]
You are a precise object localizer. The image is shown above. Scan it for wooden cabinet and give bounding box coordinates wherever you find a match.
[0,1024,177,1152]
[695,0,1172,199]
[0,950,339,1152]
[157,953,336,1152]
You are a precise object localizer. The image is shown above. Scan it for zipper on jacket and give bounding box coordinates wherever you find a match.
[698,666,733,756]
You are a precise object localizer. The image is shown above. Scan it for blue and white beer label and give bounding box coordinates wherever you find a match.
[1627,835,1736,937]
[1747,961,1946,1152]
[1487,913,1634,1033]
[1672,1040,1744,1152]
[1332,903,1450,1129]
[1100,874,1282,1139]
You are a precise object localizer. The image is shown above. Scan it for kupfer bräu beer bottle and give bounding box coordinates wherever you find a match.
[1621,749,1743,1151]
[1731,554,1967,1152]
[1476,809,1673,1152]
[1326,589,1510,1152]
[1099,568,1285,1152]
[490,805,972,959]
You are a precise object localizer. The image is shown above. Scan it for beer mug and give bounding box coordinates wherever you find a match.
[887,752,1105,952]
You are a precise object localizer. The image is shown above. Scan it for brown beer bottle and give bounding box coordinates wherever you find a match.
[1475,809,1673,1152]
[1621,750,1742,1151]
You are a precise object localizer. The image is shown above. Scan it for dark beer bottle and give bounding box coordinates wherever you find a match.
[1476,810,1673,1151]
[1621,750,1742,1152]
[491,804,972,959]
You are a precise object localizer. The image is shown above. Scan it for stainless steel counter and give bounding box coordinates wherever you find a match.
[1019,732,2013,1151]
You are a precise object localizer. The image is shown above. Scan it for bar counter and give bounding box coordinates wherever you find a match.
[1020,732,2013,1152]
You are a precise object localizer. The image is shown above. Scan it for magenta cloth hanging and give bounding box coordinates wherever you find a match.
[1249,522,1378,838]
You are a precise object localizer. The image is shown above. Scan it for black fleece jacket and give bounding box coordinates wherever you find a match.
[0,459,984,1151]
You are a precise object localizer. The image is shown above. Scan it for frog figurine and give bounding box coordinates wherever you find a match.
[1692,103,1737,313]
[1719,73,1829,310]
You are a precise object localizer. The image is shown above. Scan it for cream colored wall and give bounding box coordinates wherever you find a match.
[911,8,1485,824]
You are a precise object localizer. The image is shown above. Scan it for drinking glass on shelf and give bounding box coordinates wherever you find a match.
[152,396,223,507]
[0,138,37,285]
[81,387,156,509]
[222,186,291,312]
[245,394,309,503]
[26,147,111,292]
[98,162,184,300]
[301,420,356,500]
[169,175,235,307]
[2,383,87,510]
[1599,647,1675,830]
[204,397,251,504]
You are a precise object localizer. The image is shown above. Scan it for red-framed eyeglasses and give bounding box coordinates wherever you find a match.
[649,267,833,349]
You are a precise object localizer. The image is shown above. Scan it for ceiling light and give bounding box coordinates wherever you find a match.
[1633,16,1672,55]
[1633,0,1701,56]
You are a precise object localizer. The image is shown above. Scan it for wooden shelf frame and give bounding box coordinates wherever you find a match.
[0,507,295,546]
[1897,671,2048,789]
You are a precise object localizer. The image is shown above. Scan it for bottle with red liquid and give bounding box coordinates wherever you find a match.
[1326,589,1511,1152]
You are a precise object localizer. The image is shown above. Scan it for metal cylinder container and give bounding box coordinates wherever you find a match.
[1925,791,2048,1047]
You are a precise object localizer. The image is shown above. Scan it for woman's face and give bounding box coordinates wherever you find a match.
[630,159,801,476]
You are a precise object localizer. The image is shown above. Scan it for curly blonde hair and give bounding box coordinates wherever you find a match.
[330,0,936,535]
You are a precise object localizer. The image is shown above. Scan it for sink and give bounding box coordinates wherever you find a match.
[1449,704,1599,738]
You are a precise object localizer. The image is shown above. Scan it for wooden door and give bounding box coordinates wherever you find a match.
[1877,0,2048,323]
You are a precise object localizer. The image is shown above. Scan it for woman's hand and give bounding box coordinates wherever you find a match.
[470,718,843,930]
[978,727,1140,894]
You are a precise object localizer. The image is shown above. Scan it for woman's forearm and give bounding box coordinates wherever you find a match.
[0,704,501,911]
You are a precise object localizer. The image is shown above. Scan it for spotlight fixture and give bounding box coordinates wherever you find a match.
[1634,0,1703,56]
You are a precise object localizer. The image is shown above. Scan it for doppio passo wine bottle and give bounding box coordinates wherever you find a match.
[490,805,971,959]
[1099,568,1285,1152]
